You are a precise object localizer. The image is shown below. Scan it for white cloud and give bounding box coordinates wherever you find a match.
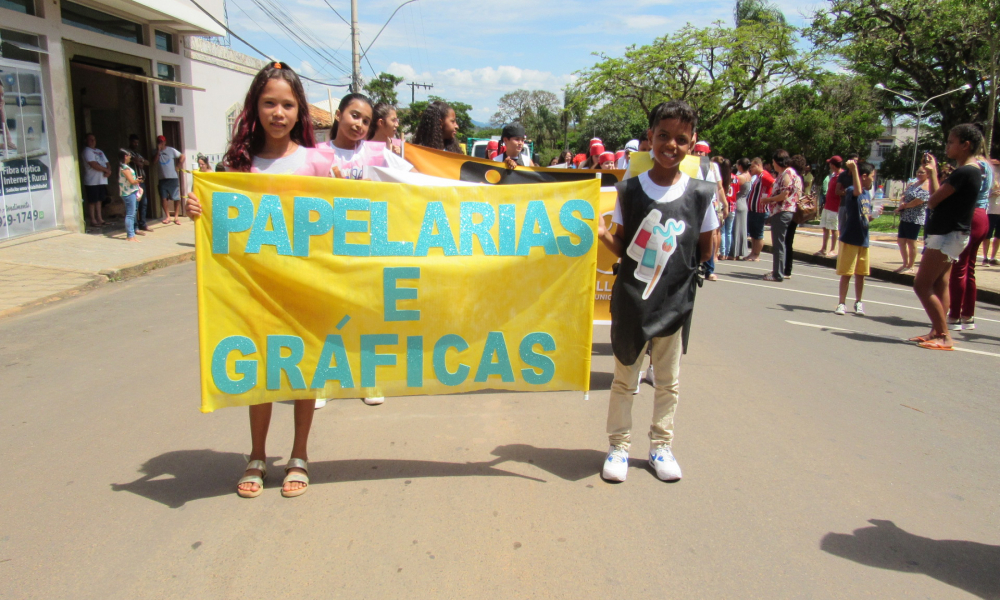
[620,15,672,29]
[387,62,575,101]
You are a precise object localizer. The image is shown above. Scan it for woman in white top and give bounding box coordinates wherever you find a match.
[321,93,412,407]
[325,93,413,180]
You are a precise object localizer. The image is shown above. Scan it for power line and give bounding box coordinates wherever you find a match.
[228,0,321,78]
[319,0,351,26]
[248,0,350,76]
[187,0,349,87]
[360,0,420,58]
[230,0,345,83]
[256,0,351,73]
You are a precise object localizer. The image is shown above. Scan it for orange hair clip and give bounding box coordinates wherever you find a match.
[273,62,282,69]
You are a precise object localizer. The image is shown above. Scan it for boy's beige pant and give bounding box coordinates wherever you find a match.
[606,328,683,449]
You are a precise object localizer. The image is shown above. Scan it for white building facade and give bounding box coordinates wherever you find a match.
[0,0,263,240]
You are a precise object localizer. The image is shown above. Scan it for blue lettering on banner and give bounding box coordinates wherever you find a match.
[211,335,258,394]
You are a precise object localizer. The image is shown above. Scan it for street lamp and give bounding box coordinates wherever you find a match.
[874,83,972,178]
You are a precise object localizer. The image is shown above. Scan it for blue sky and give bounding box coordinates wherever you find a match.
[225,0,824,123]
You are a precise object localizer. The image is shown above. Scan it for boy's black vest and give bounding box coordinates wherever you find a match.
[610,175,715,365]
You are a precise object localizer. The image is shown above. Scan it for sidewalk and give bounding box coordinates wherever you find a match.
[4,220,1000,318]
[0,219,195,318]
[763,225,1000,305]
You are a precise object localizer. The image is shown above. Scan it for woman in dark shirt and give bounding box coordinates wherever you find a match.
[910,124,984,350]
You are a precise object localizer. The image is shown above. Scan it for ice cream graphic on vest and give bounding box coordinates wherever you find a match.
[626,209,687,300]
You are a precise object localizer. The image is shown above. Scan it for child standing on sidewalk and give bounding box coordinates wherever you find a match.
[834,159,875,316]
[596,101,717,483]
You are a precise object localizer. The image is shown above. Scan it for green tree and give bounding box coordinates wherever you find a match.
[808,0,995,144]
[572,19,812,132]
[734,0,785,27]
[363,72,404,106]
[705,74,884,164]
[577,104,648,155]
[490,90,561,127]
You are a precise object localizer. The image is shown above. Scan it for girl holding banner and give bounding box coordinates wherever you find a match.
[324,93,413,182]
[186,61,337,498]
[413,100,462,154]
[320,93,413,405]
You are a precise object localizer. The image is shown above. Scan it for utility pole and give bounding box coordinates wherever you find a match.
[350,0,361,93]
[407,81,433,104]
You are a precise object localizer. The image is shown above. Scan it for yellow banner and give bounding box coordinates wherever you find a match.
[594,189,618,324]
[403,143,626,187]
[626,151,705,180]
[194,173,600,412]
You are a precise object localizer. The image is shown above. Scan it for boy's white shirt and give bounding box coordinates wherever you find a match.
[612,171,719,233]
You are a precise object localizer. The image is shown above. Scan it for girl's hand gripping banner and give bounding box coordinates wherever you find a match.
[194,173,600,412]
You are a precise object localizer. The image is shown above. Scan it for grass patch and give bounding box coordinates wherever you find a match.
[868,214,917,234]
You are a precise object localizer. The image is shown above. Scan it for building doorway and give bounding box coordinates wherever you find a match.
[69,55,150,224]
[159,119,184,217]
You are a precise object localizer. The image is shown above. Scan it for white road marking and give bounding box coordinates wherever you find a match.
[717,276,1000,324]
[715,261,908,293]
[785,320,1000,358]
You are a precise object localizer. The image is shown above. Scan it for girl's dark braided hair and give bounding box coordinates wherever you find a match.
[414,100,461,153]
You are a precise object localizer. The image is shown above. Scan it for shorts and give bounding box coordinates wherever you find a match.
[83,185,108,204]
[159,178,181,201]
[897,220,922,241]
[987,213,1000,239]
[836,242,870,276]
[819,208,839,230]
[747,212,767,240]
[924,231,970,262]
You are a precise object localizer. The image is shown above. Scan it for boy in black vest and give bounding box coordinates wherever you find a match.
[596,101,717,482]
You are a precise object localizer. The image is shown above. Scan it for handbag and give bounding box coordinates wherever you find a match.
[793,193,818,225]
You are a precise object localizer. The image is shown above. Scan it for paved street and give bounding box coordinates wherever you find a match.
[1,258,998,600]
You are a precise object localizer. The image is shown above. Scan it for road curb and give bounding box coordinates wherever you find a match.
[0,251,195,320]
[97,250,196,282]
[0,276,107,319]
[762,244,1000,306]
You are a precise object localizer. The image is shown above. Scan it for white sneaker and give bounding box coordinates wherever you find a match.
[648,446,682,481]
[834,304,846,315]
[947,318,962,331]
[962,318,976,330]
[602,445,630,482]
[315,398,327,409]
[363,396,385,405]
[854,302,865,316]
[642,364,655,385]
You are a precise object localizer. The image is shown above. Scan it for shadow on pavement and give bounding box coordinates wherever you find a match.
[489,444,607,482]
[721,271,770,280]
[831,331,911,346]
[112,449,544,508]
[592,342,613,356]
[590,371,614,390]
[775,303,830,314]
[821,519,1000,599]
[863,314,929,329]
[957,331,1000,347]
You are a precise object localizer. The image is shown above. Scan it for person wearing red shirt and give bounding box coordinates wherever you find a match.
[745,157,775,261]
[817,156,843,257]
